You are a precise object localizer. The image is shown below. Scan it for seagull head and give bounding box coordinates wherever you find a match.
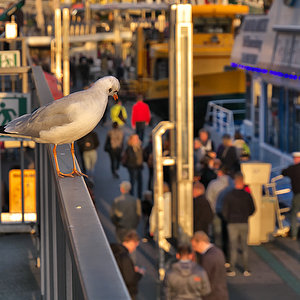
[93,76,120,101]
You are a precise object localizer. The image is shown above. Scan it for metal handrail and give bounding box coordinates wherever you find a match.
[32,66,130,299]
[205,99,246,136]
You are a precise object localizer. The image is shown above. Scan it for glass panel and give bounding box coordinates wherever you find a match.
[193,17,232,34]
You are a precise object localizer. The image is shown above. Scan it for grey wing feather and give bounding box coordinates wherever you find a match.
[3,92,81,137]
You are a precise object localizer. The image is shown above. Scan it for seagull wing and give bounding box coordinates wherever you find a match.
[4,91,83,138]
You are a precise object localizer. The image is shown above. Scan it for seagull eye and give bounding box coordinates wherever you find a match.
[109,88,112,93]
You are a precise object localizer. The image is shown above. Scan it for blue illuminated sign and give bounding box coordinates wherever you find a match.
[231,63,299,80]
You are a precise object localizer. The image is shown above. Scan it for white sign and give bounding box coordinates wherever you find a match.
[0,51,20,68]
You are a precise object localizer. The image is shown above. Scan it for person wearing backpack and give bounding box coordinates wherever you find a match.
[110,99,127,127]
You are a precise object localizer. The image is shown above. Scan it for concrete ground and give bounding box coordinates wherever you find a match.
[0,233,40,300]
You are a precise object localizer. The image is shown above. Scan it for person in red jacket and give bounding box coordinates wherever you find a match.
[131,95,151,143]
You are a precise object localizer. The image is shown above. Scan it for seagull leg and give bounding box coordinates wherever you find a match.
[53,145,74,178]
[70,142,88,177]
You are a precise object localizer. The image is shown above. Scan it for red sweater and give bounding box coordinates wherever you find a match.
[131,101,151,128]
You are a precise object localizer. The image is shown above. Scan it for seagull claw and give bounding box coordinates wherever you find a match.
[57,171,74,178]
[71,169,88,177]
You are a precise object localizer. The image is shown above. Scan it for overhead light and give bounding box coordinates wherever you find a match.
[5,16,18,39]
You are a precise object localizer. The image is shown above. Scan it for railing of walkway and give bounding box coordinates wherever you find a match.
[32,66,130,300]
[205,99,245,136]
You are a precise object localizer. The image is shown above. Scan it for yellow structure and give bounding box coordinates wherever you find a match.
[134,4,248,101]
[9,169,36,213]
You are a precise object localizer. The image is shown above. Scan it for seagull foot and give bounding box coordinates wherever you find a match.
[57,171,74,178]
[71,170,88,177]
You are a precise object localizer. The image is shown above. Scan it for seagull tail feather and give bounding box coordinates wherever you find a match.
[0,126,31,139]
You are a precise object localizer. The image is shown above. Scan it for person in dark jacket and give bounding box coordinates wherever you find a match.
[77,130,99,177]
[105,122,124,178]
[110,230,144,299]
[199,155,217,188]
[110,181,141,243]
[164,244,211,300]
[222,172,255,276]
[217,134,240,176]
[191,231,229,300]
[193,182,214,235]
[282,152,300,240]
[122,134,143,198]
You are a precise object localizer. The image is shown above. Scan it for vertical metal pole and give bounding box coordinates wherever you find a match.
[35,144,41,268]
[85,0,91,26]
[22,38,28,93]
[50,39,56,75]
[55,9,62,83]
[114,9,122,59]
[0,147,2,224]
[51,174,58,300]
[153,121,174,297]
[21,141,25,223]
[63,8,70,96]
[66,245,73,300]
[39,145,45,298]
[169,4,194,243]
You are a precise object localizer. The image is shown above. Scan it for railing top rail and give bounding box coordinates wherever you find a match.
[51,148,130,299]
[210,99,246,105]
[32,66,130,299]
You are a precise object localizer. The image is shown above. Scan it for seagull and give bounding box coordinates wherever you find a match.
[0,76,120,177]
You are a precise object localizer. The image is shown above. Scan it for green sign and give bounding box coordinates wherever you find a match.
[0,51,20,67]
[0,93,30,126]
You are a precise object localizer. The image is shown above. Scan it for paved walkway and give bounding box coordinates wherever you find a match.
[93,100,300,300]
[0,233,40,300]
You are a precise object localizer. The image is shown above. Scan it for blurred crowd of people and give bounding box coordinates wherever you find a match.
[102,108,257,299]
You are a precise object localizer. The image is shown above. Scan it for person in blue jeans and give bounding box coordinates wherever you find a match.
[122,134,143,199]
[282,152,300,240]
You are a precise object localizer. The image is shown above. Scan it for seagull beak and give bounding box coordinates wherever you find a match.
[113,94,118,101]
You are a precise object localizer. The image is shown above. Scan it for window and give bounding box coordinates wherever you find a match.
[193,17,232,34]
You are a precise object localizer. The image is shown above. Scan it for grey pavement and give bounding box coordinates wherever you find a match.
[0,233,40,300]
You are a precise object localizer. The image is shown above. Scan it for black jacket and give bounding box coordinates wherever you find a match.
[110,244,142,298]
[77,131,99,152]
[197,246,229,300]
[193,195,214,234]
[222,189,255,223]
[123,146,143,169]
[282,163,300,194]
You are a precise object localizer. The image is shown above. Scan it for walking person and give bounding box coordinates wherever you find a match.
[282,152,300,240]
[105,122,124,178]
[217,134,240,176]
[77,130,99,178]
[193,182,214,235]
[110,99,127,127]
[143,134,153,191]
[131,95,151,143]
[163,244,211,300]
[222,172,255,276]
[110,181,141,243]
[110,230,145,300]
[122,134,143,199]
[206,167,234,259]
[191,231,229,300]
